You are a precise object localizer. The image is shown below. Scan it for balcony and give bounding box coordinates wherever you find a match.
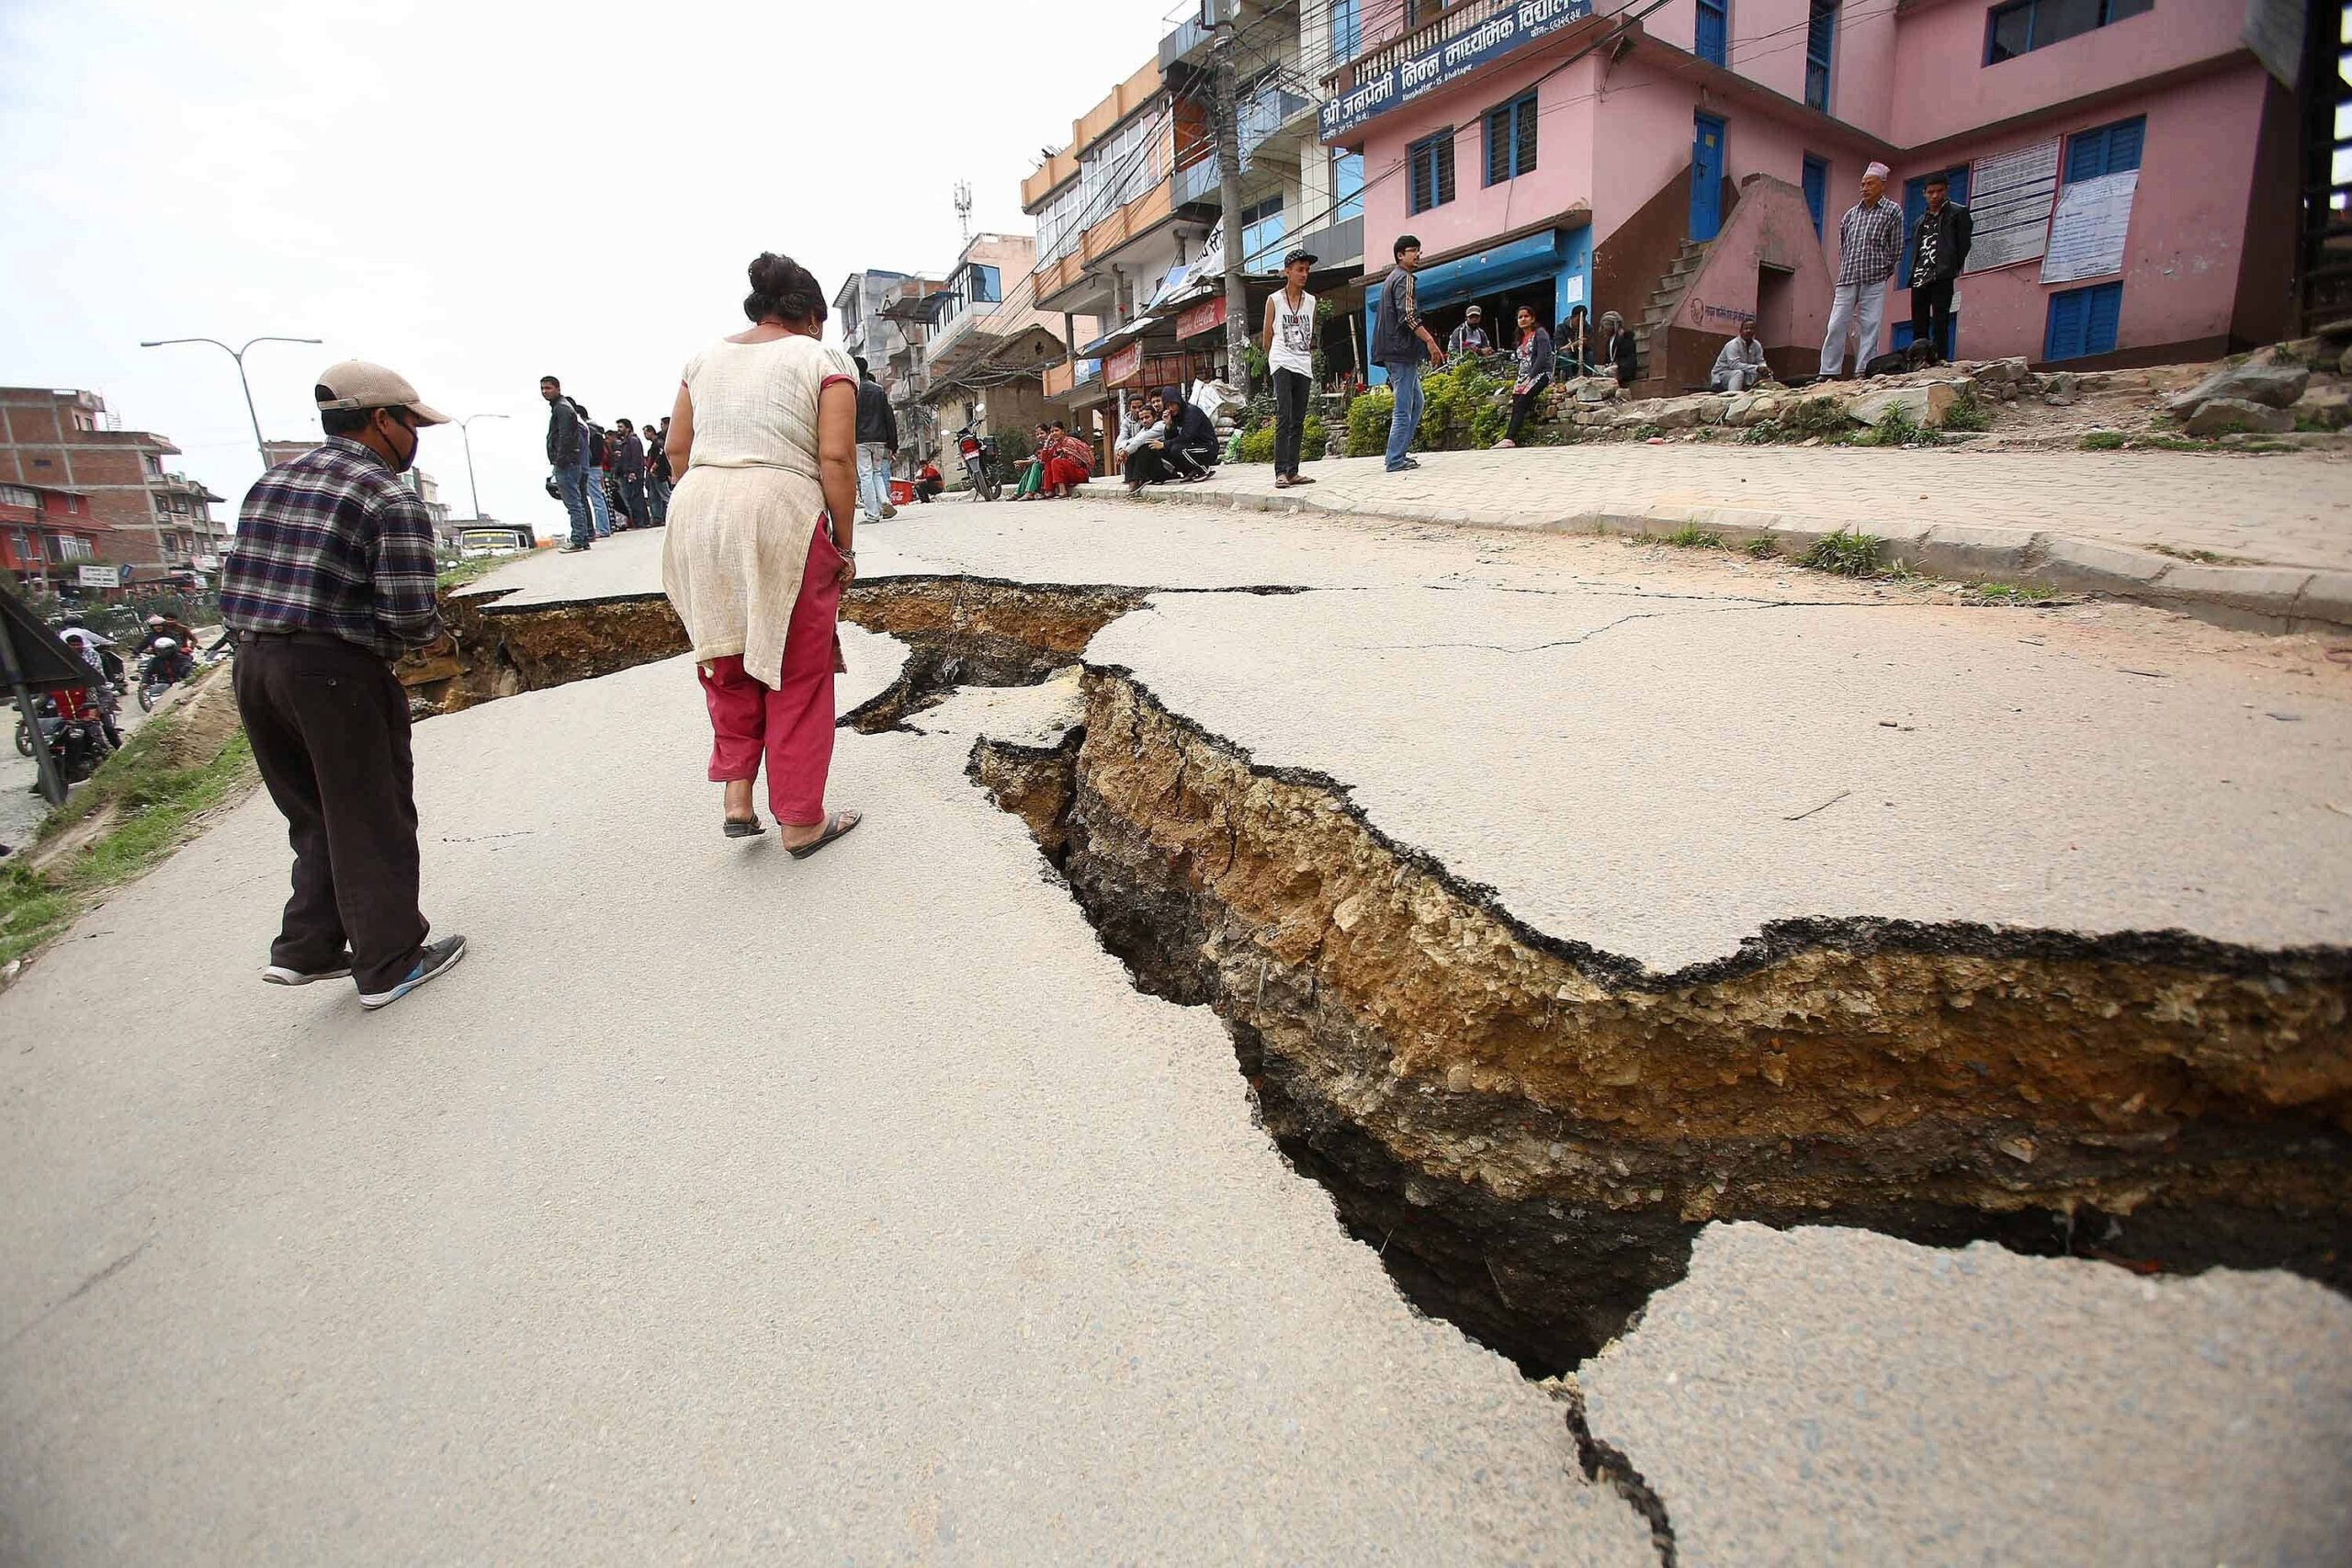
[1081,178,1175,266]
[1325,0,1519,94]
[1238,81,1313,163]
[1173,154,1221,208]
[1157,0,1230,70]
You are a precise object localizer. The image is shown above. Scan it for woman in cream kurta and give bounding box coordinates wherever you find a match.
[663,254,863,854]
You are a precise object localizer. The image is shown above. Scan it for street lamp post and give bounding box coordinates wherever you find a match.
[455,414,510,522]
[137,334,323,468]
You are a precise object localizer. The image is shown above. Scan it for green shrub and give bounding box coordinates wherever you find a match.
[1744,535,1781,558]
[1804,528,1886,577]
[1779,395,1856,440]
[1233,415,1329,465]
[2078,430,2128,450]
[1853,406,1929,447]
[1939,388,1992,433]
[1665,525,1726,549]
[1347,389,1395,457]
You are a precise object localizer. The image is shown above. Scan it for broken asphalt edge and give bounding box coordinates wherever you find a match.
[1114,482,2352,637]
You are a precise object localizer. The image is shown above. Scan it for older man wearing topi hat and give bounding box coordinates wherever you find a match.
[219,360,468,1012]
[1820,161,1905,378]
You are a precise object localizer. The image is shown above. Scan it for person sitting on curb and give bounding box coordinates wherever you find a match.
[1710,319,1771,392]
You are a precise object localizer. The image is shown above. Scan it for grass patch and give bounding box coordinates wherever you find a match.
[1939,389,1993,433]
[1664,525,1727,549]
[1966,581,2058,605]
[2078,430,2129,450]
[1744,535,1781,558]
[3,699,256,970]
[436,555,518,592]
[1851,406,1935,448]
[1803,528,1886,578]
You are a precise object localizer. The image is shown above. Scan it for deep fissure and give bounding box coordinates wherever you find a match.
[415,574,2352,1392]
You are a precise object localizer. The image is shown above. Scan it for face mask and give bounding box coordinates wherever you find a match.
[385,413,419,473]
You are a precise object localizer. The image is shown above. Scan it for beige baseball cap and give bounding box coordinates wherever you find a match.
[314,360,450,424]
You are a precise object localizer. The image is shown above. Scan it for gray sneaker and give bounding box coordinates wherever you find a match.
[359,935,468,1011]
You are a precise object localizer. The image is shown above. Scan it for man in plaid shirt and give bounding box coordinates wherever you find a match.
[220,360,468,1012]
[1819,161,1905,377]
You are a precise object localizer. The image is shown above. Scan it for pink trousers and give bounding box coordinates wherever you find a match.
[698,528,843,826]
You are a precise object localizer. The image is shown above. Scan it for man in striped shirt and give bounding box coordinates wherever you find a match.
[1819,162,1905,378]
[220,360,468,1012]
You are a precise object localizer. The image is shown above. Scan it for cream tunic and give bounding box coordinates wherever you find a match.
[661,333,854,689]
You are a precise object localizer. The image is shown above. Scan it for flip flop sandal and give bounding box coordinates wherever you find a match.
[724,817,766,839]
[788,811,863,860]
[1290,475,1317,485]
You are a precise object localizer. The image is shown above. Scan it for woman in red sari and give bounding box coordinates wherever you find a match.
[1040,421,1092,499]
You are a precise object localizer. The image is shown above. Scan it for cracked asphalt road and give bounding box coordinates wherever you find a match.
[5,502,2347,1563]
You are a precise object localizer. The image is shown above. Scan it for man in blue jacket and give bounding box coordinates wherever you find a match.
[1372,233,1446,473]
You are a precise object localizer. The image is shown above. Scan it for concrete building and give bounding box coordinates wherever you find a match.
[1320,0,2313,390]
[914,233,1091,454]
[0,480,105,592]
[832,269,914,378]
[876,276,949,462]
[0,388,227,573]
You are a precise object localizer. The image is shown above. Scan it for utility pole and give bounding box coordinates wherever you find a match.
[1208,2,1252,399]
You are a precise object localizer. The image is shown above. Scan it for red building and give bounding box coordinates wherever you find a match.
[0,481,106,592]
[0,387,229,575]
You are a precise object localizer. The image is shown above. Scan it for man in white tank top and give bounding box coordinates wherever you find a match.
[1261,248,1319,489]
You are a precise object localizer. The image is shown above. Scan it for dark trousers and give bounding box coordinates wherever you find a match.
[618,474,650,526]
[1505,375,1551,443]
[1911,277,1956,363]
[1272,368,1311,477]
[1123,442,1210,487]
[234,633,426,994]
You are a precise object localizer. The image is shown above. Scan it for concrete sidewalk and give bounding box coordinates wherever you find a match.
[1108,445,2352,633]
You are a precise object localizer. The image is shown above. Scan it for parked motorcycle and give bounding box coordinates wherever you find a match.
[955,423,1002,502]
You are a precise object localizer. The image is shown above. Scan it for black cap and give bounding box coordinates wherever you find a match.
[1282,248,1318,268]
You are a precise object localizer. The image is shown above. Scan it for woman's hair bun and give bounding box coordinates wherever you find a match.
[744,252,826,326]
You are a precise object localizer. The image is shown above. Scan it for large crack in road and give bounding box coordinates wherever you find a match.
[401,568,2352,1394]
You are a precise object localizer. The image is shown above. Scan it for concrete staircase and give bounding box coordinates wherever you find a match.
[1634,238,1712,381]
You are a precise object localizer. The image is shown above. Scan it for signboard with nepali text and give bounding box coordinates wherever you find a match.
[1320,0,1593,141]
[1964,139,2060,275]
[1102,343,1144,388]
[76,564,120,589]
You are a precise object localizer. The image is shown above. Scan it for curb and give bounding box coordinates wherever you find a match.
[1110,481,2351,637]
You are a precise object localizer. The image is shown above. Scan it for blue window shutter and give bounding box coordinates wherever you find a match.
[2106,117,2143,173]
[1802,155,1828,237]
[1486,106,1510,186]
[2085,282,2122,354]
[2064,126,2106,182]
[2045,288,2086,360]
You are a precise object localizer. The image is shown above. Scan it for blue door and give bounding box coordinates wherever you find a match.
[1690,115,1726,242]
[1695,0,1727,64]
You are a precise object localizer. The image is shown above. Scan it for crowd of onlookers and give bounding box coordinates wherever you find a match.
[537,376,673,553]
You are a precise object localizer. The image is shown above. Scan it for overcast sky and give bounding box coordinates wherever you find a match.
[0,0,1174,532]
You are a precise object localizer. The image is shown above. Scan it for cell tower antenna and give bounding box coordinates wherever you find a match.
[954,181,973,245]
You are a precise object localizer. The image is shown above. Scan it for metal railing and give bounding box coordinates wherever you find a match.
[1326,0,1519,90]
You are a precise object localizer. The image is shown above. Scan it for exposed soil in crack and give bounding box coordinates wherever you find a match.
[989,665,2350,1371]
[398,587,689,716]
[405,571,2352,1391]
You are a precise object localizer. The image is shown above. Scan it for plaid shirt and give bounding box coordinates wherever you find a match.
[220,437,441,659]
[1836,197,1905,287]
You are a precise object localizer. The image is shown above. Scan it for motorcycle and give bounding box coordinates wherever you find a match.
[955,423,1002,502]
[138,639,193,712]
[20,692,113,787]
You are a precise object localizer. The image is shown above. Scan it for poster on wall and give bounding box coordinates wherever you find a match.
[2041,170,2138,284]
[1964,139,2060,274]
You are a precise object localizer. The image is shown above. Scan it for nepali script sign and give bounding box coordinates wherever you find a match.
[1320,0,1593,141]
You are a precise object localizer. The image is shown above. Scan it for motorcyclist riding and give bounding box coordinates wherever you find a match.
[138,615,197,686]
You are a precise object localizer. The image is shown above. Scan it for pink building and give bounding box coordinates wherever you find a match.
[1321,0,2312,389]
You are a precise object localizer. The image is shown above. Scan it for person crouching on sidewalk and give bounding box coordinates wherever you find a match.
[219,361,467,1011]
